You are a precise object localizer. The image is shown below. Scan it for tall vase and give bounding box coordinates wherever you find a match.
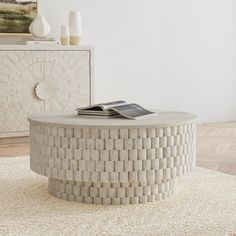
[68,11,82,45]
[29,15,51,38]
[60,25,70,45]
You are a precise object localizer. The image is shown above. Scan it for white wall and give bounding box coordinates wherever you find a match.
[1,0,236,122]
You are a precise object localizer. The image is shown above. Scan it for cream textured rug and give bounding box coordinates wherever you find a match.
[0,157,236,236]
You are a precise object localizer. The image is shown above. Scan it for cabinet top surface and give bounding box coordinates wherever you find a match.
[28,110,197,128]
[0,45,94,51]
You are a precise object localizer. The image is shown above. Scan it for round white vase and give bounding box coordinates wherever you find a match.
[68,11,82,45]
[29,15,51,38]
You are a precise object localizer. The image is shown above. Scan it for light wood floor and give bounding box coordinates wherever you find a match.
[197,122,236,176]
[0,122,236,176]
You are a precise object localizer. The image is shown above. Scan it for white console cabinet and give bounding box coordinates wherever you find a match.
[0,45,94,137]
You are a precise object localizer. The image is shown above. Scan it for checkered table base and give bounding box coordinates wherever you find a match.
[30,122,196,204]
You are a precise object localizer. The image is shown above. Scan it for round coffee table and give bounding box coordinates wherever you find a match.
[29,111,197,205]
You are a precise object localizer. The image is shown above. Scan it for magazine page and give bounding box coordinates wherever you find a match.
[76,104,104,111]
[76,101,127,112]
[109,104,155,119]
[101,101,127,110]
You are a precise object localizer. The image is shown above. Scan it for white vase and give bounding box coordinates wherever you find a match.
[29,15,51,38]
[68,11,82,45]
[29,20,34,34]
[60,25,70,45]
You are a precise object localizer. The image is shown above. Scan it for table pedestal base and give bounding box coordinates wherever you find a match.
[48,178,175,205]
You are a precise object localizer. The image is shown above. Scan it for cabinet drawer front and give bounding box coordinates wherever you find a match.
[0,50,92,137]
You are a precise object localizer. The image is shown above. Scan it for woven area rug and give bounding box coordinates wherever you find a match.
[0,157,236,236]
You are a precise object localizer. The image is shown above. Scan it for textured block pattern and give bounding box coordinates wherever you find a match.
[30,122,196,204]
[48,178,175,204]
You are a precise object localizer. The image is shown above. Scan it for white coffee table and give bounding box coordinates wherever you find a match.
[29,110,197,205]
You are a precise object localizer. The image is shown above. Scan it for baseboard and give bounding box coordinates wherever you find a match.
[0,136,29,145]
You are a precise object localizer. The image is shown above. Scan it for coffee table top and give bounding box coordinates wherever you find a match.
[28,110,197,128]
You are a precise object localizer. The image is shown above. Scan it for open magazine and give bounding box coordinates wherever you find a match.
[76,101,155,119]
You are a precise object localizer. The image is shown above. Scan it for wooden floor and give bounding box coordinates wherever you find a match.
[0,122,236,176]
[197,122,236,176]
